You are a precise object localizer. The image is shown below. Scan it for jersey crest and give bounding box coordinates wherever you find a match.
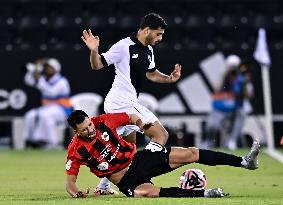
[97,162,109,170]
[101,132,110,141]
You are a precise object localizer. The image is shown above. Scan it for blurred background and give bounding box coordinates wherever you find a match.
[0,0,283,152]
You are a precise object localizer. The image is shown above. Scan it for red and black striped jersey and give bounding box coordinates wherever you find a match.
[66,112,136,178]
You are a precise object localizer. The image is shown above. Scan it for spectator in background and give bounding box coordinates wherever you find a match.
[23,58,73,149]
[225,63,254,150]
[204,55,253,149]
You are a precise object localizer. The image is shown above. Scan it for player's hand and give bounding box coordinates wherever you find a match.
[141,122,153,131]
[168,64,182,83]
[135,119,153,132]
[74,187,90,198]
[81,29,100,52]
[33,70,41,81]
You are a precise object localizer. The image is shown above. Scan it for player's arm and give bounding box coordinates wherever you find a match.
[146,64,181,83]
[66,174,89,198]
[81,29,104,70]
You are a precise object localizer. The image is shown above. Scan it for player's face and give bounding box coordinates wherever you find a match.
[76,117,96,139]
[146,28,164,45]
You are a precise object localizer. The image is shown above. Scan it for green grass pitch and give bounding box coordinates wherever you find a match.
[0,149,282,205]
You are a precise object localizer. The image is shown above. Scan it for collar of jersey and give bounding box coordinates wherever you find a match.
[130,32,148,48]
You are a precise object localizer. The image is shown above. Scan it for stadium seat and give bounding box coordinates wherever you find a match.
[54,29,82,43]
[0,15,17,29]
[18,3,48,16]
[185,15,208,28]
[18,15,49,30]
[88,15,110,29]
[0,31,14,44]
[219,15,241,28]
[70,93,103,117]
[56,3,82,15]
[0,0,282,52]
[0,3,13,16]
[118,15,139,29]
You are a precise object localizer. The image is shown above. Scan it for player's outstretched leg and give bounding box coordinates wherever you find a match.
[241,140,260,170]
[196,140,260,169]
[158,187,225,198]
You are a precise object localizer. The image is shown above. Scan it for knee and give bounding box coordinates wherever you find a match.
[176,147,199,163]
[134,189,148,197]
[187,147,199,162]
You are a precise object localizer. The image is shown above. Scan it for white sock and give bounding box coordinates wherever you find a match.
[97,177,111,189]
[241,157,247,167]
[204,189,210,197]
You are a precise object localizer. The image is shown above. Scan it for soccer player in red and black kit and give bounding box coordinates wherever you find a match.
[65,110,260,198]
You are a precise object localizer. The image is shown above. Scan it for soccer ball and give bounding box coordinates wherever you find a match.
[179,168,207,190]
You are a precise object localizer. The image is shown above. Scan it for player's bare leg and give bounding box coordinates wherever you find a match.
[144,121,168,146]
[134,183,224,198]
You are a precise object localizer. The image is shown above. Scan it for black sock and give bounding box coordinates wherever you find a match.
[198,149,242,167]
[159,187,204,197]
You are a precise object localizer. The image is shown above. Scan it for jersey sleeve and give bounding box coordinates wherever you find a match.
[101,41,125,66]
[65,156,81,176]
[147,46,156,72]
[101,113,130,128]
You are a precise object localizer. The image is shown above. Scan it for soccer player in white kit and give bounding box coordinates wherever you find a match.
[81,13,182,195]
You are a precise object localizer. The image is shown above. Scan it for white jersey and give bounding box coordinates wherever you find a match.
[101,33,159,135]
[101,33,156,103]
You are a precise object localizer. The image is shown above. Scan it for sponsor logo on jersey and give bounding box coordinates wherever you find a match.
[66,159,72,170]
[109,144,120,162]
[97,143,121,162]
[97,162,109,170]
[97,143,112,162]
[132,54,138,58]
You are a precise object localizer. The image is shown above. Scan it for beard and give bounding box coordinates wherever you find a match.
[88,130,96,138]
[145,34,160,46]
[152,40,161,45]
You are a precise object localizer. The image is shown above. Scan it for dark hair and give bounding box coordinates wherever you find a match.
[67,110,88,130]
[139,13,167,30]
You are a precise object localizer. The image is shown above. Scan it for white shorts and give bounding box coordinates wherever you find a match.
[104,99,159,136]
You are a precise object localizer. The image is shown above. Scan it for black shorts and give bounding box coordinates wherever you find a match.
[116,142,173,197]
